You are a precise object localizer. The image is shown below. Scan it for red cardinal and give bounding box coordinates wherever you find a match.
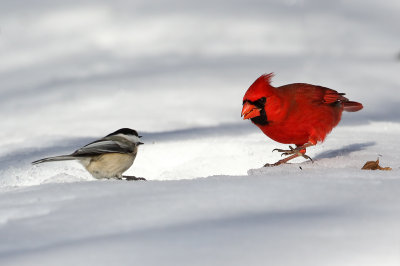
[241,73,363,166]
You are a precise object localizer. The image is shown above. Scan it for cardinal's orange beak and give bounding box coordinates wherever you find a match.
[241,102,261,120]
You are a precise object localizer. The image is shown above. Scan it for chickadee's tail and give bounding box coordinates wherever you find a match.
[32,155,76,165]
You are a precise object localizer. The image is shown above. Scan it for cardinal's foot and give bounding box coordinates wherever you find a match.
[272,145,313,162]
[263,161,284,167]
[120,176,147,181]
[264,145,314,167]
[273,145,302,156]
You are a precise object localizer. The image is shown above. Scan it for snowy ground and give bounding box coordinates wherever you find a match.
[1,0,400,265]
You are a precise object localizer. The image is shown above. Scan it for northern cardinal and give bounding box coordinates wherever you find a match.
[241,73,363,166]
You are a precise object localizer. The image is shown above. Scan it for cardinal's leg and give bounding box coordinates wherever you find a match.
[264,143,314,167]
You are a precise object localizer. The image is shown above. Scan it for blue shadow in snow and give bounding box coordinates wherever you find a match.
[313,141,376,160]
[141,122,257,143]
[0,123,257,168]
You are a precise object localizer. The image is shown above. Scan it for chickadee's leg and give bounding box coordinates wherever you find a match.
[122,175,147,181]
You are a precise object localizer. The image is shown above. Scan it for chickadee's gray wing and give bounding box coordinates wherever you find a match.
[72,139,134,157]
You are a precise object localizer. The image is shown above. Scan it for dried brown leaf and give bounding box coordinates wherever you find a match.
[361,158,392,171]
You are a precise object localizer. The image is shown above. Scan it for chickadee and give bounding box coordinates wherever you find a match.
[32,128,145,181]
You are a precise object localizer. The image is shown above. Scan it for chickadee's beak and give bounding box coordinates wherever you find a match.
[138,142,144,145]
[138,135,142,138]
[241,102,261,120]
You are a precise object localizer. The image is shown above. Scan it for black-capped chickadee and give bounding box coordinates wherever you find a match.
[32,128,145,181]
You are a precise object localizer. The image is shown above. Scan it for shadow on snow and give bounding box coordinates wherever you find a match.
[314,141,376,160]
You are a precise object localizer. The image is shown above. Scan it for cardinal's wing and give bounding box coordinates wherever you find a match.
[320,87,349,104]
[284,83,348,105]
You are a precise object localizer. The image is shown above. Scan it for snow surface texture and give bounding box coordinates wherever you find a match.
[1,0,400,265]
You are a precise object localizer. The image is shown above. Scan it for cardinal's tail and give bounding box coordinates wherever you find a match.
[343,101,363,112]
[32,155,76,165]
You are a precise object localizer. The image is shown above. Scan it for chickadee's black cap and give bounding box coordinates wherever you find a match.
[106,128,140,137]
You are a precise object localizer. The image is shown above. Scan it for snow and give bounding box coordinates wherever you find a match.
[1,175,399,266]
[1,0,400,265]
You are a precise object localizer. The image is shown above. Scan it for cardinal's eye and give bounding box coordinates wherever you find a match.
[254,97,266,107]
